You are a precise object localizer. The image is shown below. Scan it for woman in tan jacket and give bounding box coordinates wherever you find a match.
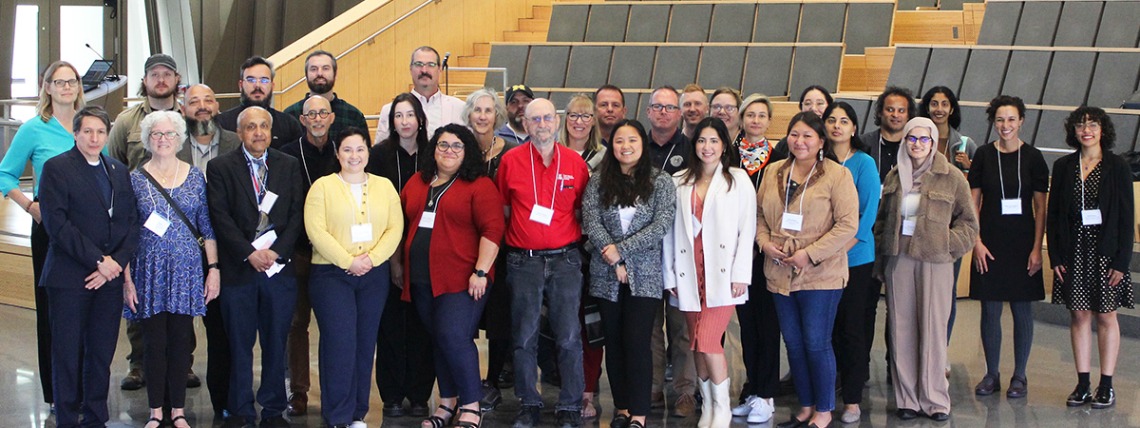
[756,112,858,428]
[873,117,978,422]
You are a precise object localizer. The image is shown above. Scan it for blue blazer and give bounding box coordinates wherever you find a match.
[38,146,139,288]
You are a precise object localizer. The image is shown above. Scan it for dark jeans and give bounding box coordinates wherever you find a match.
[506,249,585,411]
[204,295,230,416]
[141,312,194,408]
[375,286,435,405]
[737,252,781,399]
[31,219,52,404]
[483,258,512,387]
[411,279,490,404]
[599,285,660,416]
[221,272,297,423]
[833,262,878,405]
[774,289,843,412]
[48,284,122,428]
[980,300,1034,378]
[310,264,388,425]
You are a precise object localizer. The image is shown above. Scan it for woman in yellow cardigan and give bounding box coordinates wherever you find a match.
[304,127,404,428]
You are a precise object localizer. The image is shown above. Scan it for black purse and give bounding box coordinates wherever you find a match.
[140,169,209,273]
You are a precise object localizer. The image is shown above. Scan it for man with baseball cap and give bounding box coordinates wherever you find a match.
[496,84,534,146]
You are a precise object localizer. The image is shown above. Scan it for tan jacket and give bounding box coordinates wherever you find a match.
[756,159,859,295]
[873,152,978,272]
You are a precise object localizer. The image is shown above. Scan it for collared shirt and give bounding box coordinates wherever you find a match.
[283,93,371,143]
[374,89,465,143]
[242,146,268,176]
[647,128,691,175]
[495,142,591,250]
[187,132,221,173]
[217,104,305,150]
[496,123,529,146]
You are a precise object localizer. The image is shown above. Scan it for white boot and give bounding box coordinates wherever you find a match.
[697,378,713,428]
[710,379,732,427]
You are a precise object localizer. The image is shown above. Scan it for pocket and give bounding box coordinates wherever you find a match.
[923,191,955,224]
[506,251,523,269]
[564,250,583,269]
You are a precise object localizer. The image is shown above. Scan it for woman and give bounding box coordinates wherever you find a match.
[1048,107,1133,409]
[463,88,518,177]
[709,87,742,142]
[583,119,675,428]
[800,85,834,119]
[874,117,978,422]
[124,111,219,428]
[823,102,881,424]
[0,61,86,407]
[38,106,139,428]
[306,127,404,427]
[366,93,435,417]
[968,95,1048,399]
[757,112,857,428]
[664,117,756,428]
[401,124,505,428]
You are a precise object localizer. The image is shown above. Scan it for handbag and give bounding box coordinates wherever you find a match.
[140,169,209,273]
[582,298,605,346]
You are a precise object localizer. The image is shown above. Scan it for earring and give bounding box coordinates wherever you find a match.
[818,150,824,161]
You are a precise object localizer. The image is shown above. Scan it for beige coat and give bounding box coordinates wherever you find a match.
[756,159,859,295]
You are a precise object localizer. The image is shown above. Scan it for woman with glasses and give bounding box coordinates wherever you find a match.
[463,88,517,178]
[1048,107,1133,410]
[0,61,86,409]
[968,96,1048,399]
[770,86,835,163]
[710,88,742,143]
[124,111,218,428]
[874,118,978,422]
[402,124,505,428]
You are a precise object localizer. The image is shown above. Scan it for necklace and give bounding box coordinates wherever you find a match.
[481,138,498,156]
[150,162,180,188]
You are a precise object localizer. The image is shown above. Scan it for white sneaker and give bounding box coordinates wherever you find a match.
[350,420,367,428]
[732,395,758,416]
[747,397,774,424]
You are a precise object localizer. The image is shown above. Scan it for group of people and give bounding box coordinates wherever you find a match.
[0,43,1132,428]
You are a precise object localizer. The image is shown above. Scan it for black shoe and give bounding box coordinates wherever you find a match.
[259,415,290,427]
[1067,384,1093,407]
[1007,376,1027,399]
[974,374,1000,396]
[120,368,145,391]
[556,410,581,428]
[512,405,541,428]
[187,370,202,388]
[383,402,405,417]
[222,418,253,428]
[896,408,919,420]
[1092,386,1115,409]
[929,412,950,421]
[776,416,807,428]
[610,413,631,428]
[498,368,514,387]
[480,381,503,412]
[409,401,430,417]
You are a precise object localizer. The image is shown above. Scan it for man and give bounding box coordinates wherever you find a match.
[496,99,590,428]
[496,84,534,145]
[643,85,698,416]
[279,95,341,417]
[177,84,241,172]
[862,86,916,181]
[207,107,304,428]
[594,84,627,147]
[374,46,465,142]
[217,56,305,149]
[282,50,369,143]
[680,83,709,139]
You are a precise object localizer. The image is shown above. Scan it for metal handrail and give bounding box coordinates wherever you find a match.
[448,66,509,93]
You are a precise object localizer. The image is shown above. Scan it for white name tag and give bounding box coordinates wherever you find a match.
[1001,198,1022,215]
[1081,209,1103,226]
[902,219,916,236]
[782,212,803,231]
[418,211,437,229]
[259,191,278,213]
[530,205,554,226]
[144,211,171,237]
[351,223,373,243]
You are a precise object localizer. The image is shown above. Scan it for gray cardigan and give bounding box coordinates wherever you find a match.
[582,171,676,302]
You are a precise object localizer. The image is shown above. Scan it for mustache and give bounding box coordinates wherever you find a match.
[418,72,432,79]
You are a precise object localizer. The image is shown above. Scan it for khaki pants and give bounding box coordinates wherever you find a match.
[885,254,953,415]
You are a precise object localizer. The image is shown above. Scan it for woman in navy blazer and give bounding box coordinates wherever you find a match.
[38,106,140,428]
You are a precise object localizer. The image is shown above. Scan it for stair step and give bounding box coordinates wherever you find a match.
[455,56,489,67]
[532,5,552,20]
[473,43,492,56]
[503,31,547,42]
[519,18,549,33]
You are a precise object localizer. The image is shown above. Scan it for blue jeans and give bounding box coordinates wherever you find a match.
[774,289,843,412]
[506,249,585,411]
[411,279,490,405]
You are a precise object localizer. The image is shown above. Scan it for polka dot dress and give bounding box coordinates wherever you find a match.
[1053,163,1135,313]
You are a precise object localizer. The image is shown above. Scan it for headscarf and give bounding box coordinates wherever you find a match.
[897,117,940,196]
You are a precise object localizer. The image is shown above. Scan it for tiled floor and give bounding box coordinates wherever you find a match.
[3,298,1138,427]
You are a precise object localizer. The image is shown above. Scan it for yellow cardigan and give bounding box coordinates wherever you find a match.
[304,173,404,268]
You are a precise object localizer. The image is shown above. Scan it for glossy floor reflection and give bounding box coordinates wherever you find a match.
[2,298,1138,427]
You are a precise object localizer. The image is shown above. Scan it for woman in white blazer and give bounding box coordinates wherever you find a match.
[664,117,757,428]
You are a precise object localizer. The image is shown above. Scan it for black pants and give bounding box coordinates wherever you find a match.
[142,312,194,408]
[833,262,878,404]
[204,297,230,416]
[737,253,781,399]
[483,259,512,387]
[375,287,435,405]
[599,285,660,416]
[31,219,52,404]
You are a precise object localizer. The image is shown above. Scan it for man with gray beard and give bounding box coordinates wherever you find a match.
[177,84,240,173]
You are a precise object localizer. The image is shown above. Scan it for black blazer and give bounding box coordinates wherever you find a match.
[206,147,304,284]
[1047,152,1134,273]
[38,147,140,288]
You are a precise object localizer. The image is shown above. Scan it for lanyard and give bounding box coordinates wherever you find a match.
[996,143,1022,201]
[427,174,458,210]
[783,158,817,215]
[246,157,267,204]
[660,143,677,170]
[529,144,561,210]
[298,137,337,186]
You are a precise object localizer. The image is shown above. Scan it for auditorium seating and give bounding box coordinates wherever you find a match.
[977,0,1140,47]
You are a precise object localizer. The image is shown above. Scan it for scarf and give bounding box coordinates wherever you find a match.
[897,117,939,197]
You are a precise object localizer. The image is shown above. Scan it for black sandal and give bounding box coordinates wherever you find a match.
[454,407,483,428]
[144,417,163,428]
[172,415,190,428]
[423,404,457,428]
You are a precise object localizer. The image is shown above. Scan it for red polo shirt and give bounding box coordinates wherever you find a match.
[496,142,590,250]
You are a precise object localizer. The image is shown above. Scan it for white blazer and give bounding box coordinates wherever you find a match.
[664,165,757,312]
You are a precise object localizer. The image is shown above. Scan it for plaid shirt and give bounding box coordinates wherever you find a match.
[284,93,370,143]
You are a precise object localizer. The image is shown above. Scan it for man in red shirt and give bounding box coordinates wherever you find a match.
[495,98,591,428]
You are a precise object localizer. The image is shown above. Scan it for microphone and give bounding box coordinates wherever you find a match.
[442,52,451,69]
[85,43,121,81]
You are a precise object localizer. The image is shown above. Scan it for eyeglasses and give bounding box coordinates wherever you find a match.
[436,142,465,152]
[567,113,594,122]
[1075,122,1101,131]
[710,104,738,113]
[412,61,439,69]
[649,104,680,113]
[528,115,557,124]
[243,76,272,85]
[905,136,934,145]
[52,79,79,88]
[304,110,331,120]
[149,131,180,140]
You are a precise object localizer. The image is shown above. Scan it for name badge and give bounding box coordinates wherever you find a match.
[530,205,554,226]
[144,212,171,237]
[1081,209,1103,226]
[902,219,916,236]
[418,211,437,229]
[1000,198,1022,215]
[351,223,373,243]
[782,212,803,231]
[259,191,278,213]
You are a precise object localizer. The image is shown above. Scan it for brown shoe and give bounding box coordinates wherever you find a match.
[650,391,666,409]
[672,393,697,418]
[286,393,307,416]
[120,368,145,391]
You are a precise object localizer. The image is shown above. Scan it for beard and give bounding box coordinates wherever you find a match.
[240,91,273,109]
[185,116,218,137]
[307,78,334,95]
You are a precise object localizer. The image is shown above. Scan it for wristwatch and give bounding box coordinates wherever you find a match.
[207,263,219,270]
[473,269,487,278]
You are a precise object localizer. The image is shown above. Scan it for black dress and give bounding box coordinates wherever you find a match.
[967,142,1049,301]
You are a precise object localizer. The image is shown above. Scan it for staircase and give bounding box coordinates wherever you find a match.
[446,4,551,97]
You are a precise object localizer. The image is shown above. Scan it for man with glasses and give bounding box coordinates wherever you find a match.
[375,46,465,143]
[495,98,591,428]
[497,84,534,145]
[645,85,690,175]
[680,84,709,140]
[283,50,368,144]
[217,56,305,150]
[594,85,628,147]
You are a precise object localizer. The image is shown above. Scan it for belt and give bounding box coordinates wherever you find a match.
[508,244,576,257]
